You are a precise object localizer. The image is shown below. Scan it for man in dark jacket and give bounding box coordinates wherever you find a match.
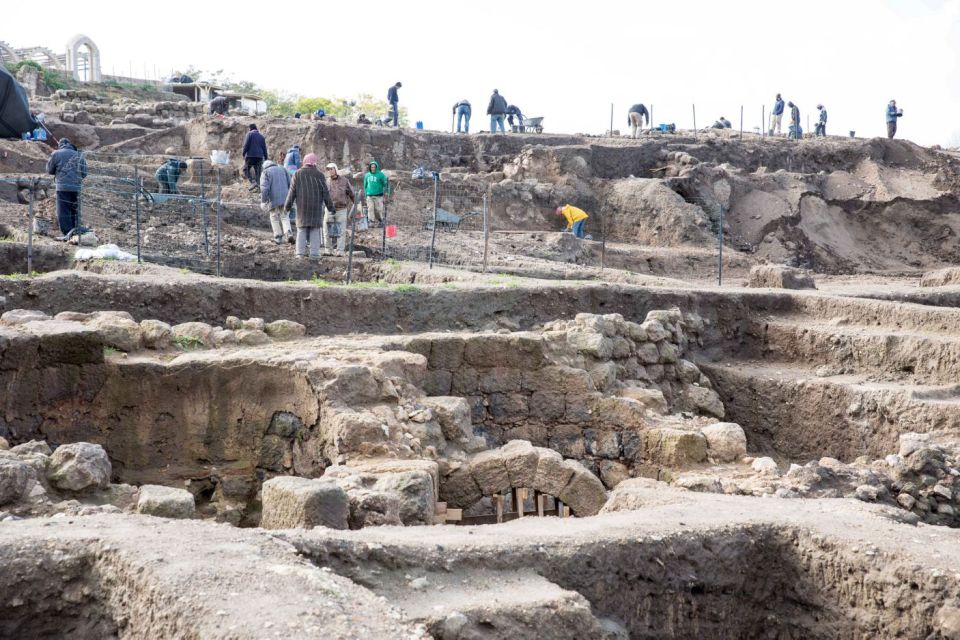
[155,158,187,194]
[487,89,508,134]
[284,153,334,259]
[628,104,649,138]
[506,105,524,132]
[242,123,268,192]
[769,94,785,136]
[387,82,401,127]
[209,96,229,116]
[46,138,88,237]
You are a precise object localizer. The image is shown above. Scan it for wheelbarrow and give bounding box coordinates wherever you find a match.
[424,207,481,232]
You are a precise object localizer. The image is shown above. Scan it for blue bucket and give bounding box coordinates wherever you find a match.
[416,121,424,130]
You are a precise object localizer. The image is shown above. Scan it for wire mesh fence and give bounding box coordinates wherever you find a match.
[346,172,490,270]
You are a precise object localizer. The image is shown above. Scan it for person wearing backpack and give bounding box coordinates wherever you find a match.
[260,159,293,244]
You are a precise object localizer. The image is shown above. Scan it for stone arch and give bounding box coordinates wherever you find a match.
[442,440,608,517]
[0,42,20,67]
[65,34,101,82]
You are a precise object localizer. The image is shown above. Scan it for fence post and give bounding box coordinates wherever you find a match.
[134,166,142,263]
[692,104,697,141]
[740,105,744,139]
[482,193,489,274]
[215,169,222,277]
[609,102,613,136]
[600,207,606,272]
[717,205,724,286]
[381,196,388,259]
[346,199,358,285]
[762,105,766,138]
[27,180,35,275]
[428,172,440,269]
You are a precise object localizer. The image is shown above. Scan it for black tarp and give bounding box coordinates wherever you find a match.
[0,65,37,139]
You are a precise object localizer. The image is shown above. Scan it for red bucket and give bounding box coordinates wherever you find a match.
[385,225,397,238]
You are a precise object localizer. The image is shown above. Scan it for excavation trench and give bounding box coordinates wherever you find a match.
[291,523,955,640]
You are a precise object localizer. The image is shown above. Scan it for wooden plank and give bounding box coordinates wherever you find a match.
[536,492,545,517]
[516,488,527,518]
[494,494,504,524]
[557,499,566,518]
[434,502,447,516]
[562,505,571,518]
[445,508,462,522]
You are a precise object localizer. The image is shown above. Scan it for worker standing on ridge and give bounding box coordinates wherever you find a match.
[815,105,827,137]
[787,101,801,140]
[555,204,589,240]
[387,82,402,127]
[241,123,268,192]
[487,89,508,134]
[453,99,471,133]
[363,160,390,227]
[627,103,649,138]
[506,104,524,132]
[323,163,355,257]
[887,100,903,139]
[769,93,784,136]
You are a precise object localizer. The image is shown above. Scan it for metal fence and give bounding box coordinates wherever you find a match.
[347,172,491,271]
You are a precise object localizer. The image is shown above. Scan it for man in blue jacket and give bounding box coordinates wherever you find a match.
[242,123,268,192]
[887,100,903,139]
[628,104,649,138]
[769,93,785,136]
[387,82,401,127]
[46,138,88,238]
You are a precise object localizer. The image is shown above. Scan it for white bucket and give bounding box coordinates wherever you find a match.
[210,150,230,165]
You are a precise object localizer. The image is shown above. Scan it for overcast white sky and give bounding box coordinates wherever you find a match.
[7,0,960,145]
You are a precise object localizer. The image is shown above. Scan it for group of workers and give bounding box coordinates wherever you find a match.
[448,92,524,134]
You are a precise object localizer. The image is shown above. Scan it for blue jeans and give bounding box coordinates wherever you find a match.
[456,107,471,133]
[390,102,399,127]
[490,114,505,133]
[572,219,586,239]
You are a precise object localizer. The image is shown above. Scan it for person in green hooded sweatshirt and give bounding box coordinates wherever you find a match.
[363,160,390,227]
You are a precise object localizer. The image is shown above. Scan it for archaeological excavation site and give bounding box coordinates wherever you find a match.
[5,75,960,640]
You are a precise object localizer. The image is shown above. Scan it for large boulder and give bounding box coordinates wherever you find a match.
[260,477,349,530]
[701,422,747,463]
[46,442,111,492]
[140,319,173,350]
[10,440,52,456]
[0,458,36,505]
[136,484,196,519]
[645,428,707,465]
[88,314,142,352]
[346,489,402,529]
[264,320,306,340]
[0,309,50,325]
[374,470,435,525]
[557,464,608,516]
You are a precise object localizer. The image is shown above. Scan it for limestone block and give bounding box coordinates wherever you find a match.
[1,309,50,325]
[0,458,36,505]
[636,342,660,364]
[428,336,465,370]
[501,440,539,488]
[478,367,522,394]
[529,391,565,421]
[140,319,173,350]
[439,466,482,508]
[21,320,103,366]
[590,396,647,430]
[47,442,111,492]
[532,450,575,497]
[597,460,630,489]
[88,315,142,352]
[236,329,271,346]
[619,387,668,414]
[569,332,613,360]
[469,450,511,495]
[264,319,306,340]
[681,386,725,418]
[701,422,747,463]
[558,465,608,516]
[641,320,672,343]
[373,470,435,525]
[347,488,402,529]
[645,428,707,465]
[11,440,52,456]
[171,322,214,347]
[260,477,349,530]
[657,341,678,364]
[488,393,529,424]
[421,396,473,442]
[747,265,816,290]
[136,484,196,519]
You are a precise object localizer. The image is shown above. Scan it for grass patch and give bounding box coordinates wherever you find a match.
[394,284,419,293]
[310,275,334,287]
[173,335,205,351]
[0,236,14,243]
[0,271,41,281]
[385,258,401,269]
[104,346,120,357]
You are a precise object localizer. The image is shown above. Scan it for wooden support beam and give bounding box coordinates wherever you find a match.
[516,488,527,517]
[445,508,462,522]
[536,492,545,517]
[493,494,504,524]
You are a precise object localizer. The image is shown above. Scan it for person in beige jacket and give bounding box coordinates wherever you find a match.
[323,163,355,256]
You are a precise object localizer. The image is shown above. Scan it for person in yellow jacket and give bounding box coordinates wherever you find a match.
[556,205,589,239]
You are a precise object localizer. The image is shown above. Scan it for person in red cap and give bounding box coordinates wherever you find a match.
[284,153,334,259]
[555,204,589,239]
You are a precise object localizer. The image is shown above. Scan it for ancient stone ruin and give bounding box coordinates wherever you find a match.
[4,81,960,638]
